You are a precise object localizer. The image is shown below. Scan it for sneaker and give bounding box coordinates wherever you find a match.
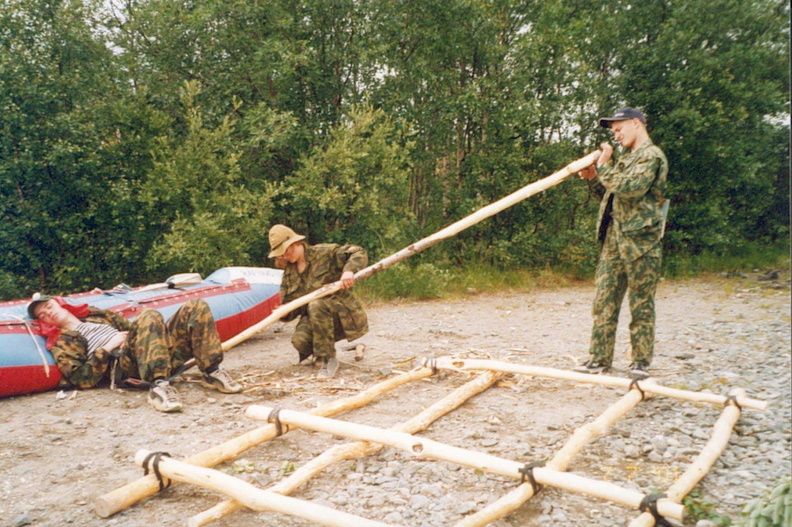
[316,357,339,380]
[200,368,243,394]
[573,360,610,374]
[629,362,650,379]
[148,379,183,413]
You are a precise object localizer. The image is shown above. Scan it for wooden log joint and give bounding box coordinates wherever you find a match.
[134,449,397,527]
[94,368,434,518]
[637,492,674,526]
[518,461,546,494]
[246,404,685,521]
[187,371,501,527]
[428,358,768,411]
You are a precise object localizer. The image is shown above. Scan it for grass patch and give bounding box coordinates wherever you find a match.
[683,491,733,526]
[447,263,580,293]
[664,241,790,279]
[356,241,789,305]
[357,262,585,305]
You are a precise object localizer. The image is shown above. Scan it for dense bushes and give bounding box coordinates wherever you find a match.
[0,0,788,298]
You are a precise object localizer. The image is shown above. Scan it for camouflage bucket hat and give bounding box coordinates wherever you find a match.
[268,224,305,258]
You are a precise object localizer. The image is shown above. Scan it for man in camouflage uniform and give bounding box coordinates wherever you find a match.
[28,296,242,412]
[268,224,368,380]
[574,107,669,379]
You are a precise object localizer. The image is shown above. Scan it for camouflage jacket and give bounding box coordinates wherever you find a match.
[280,243,368,338]
[50,308,131,389]
[595,140,669,262]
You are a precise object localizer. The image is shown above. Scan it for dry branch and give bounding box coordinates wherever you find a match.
[95,367,433,517]
[246,405,685,520]
[190,371,502,526]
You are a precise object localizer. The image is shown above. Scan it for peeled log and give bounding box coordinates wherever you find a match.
[246,405,684,521]
[189,371,502,527]
[134,450,395,527]
[94,367,433,517]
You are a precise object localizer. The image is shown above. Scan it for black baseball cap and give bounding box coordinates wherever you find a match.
[599,107,646,128]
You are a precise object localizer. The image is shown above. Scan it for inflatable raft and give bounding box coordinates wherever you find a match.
[0,267,282,398]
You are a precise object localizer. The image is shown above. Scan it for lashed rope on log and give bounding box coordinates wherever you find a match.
[423,357,768,411]
[135,449,396,527]
[94,367,434,517]
[456,384,652,526]
[627,388,748,527]
[245,405,686,521]
[188,371,502,526]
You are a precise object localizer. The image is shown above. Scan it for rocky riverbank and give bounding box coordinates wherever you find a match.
[1,271,789,527]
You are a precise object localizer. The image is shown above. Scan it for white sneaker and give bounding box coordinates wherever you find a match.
[148,380,183,413]
[572,360,610,374]
[200,368,242,394]
[629,362,650,379]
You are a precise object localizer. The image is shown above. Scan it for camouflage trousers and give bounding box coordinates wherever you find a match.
[117,299,223,382]
[292,297,368,360]
[589,228,662,366]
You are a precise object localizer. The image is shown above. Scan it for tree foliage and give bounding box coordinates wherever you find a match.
[0,0,788,299]
[142,82,278,275]
[282,104,414,252]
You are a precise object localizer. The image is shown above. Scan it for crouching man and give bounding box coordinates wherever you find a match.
[27,295,242,412]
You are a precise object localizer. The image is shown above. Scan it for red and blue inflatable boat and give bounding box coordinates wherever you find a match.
[0,267,282,398]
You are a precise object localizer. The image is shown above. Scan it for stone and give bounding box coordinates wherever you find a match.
[12,514,33,527]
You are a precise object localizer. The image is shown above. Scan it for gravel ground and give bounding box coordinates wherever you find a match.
[1,270,789,527]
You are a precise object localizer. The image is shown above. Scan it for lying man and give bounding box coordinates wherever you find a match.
[27,295,242,412]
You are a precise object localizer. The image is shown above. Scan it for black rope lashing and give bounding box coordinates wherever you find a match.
[268,406,288,436]
[638,492,672,527]
[142,451,172,491]
[629,378,646,401]
[425,357,438,374]
[518,461,546,494]
[724,394,743,413]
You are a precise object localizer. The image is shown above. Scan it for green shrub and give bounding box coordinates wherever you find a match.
[683,491,733,526]
[359,262,450,302]
[740,478,791,527]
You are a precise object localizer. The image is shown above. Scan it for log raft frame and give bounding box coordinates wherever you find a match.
[100,358,766,526]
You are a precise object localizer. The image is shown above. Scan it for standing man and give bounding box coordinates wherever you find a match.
[268,224,368,379]
[574,107,669,379]
[28,295,242,412]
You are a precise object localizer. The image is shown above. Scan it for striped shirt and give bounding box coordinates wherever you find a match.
[75,322,121,355]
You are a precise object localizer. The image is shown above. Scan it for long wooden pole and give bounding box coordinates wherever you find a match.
[221,150,601,350]
[627,388,747,527]
[94,367,433,517]
[426,358,768,411]
[246,405,685,520]
[189,371,502,526]
[457,382,653,526]
[134,450,396,527]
